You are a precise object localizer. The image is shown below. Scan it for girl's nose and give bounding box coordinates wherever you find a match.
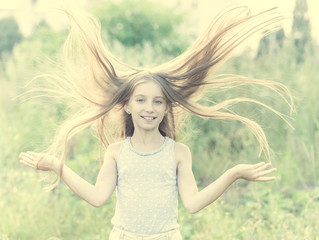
[145,102,154,112]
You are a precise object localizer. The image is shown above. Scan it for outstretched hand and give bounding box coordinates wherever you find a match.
[232,162,277,182]
[19,151,61,174]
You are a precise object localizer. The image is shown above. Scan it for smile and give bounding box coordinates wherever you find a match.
[141,116,157,120]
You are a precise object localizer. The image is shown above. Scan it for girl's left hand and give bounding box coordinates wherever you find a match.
[232,162,277,182]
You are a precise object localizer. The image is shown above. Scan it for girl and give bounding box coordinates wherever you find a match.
[19,5,293,240]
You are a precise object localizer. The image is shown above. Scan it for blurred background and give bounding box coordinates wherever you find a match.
[0,0,318,239]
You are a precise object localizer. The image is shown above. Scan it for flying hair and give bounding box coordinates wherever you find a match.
[36,6,294,190]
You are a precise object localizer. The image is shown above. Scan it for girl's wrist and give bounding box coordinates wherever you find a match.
[227,166,240,181]
[53,160,64,176]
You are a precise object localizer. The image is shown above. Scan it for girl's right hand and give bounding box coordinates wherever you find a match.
[19,151,61,174]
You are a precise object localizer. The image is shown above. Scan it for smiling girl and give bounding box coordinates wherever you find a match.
[19,5,293,240]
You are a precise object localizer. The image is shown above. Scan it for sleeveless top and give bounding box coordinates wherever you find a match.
[111,136,179,234]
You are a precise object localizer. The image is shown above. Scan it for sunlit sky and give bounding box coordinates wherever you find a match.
[0,0,318,42]
[197,0,318,42]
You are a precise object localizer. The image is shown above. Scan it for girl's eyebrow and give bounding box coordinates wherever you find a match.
[134,94,165,99]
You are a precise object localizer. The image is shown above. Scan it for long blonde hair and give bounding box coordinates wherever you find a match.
[43,6,294,188]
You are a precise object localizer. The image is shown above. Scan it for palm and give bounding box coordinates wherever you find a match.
[234,162,277,182]
[19,151,57,171]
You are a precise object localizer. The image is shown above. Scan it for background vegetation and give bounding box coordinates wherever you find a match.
[1,0,318,239]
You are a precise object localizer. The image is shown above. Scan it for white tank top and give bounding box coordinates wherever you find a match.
[111,136,179,234]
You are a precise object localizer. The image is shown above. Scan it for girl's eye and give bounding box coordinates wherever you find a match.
[136,99,144,103]
[154,100,163,105]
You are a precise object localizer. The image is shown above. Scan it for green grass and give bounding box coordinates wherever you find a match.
[1,168,318,240]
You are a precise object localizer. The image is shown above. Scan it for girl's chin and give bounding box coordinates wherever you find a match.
[134,124,160,132]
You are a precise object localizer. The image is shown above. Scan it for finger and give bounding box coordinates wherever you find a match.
[27,151,41,158]
[20,152,40,165]
[22,152,40,162]
[254,162,265,168]
[20,159,32,167]
[255,176,276,182]
[20,159,36,169]
[19,153,31,161]
[19,155,36,166]
[20,152,32,158]
[19,152,30,158]
[20,156,36,166]
[255,162,273,171]
[26,151,41,159]
[258,167,277,177]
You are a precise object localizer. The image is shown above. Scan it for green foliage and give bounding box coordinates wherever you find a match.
[292,0,313,63]
[256,29,285,58]
[0,167,319,240]
[0,169,115,239]
[2,172,318,239]
[0,17,22,57]
[3,22,67,87]
[179,184,319,239]
[92,0,189,57]
[188,36,319,189]
[23,22,67,57]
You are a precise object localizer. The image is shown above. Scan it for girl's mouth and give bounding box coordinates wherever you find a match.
[141,116,156,120]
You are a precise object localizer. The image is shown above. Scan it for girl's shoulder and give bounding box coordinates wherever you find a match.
[174,141,192,165]
[105,139,125,161]
[174,141,190,153]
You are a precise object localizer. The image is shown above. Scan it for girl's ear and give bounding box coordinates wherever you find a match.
[165,104,170,115]
[124,104,131,115]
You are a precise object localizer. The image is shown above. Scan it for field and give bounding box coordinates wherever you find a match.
[1,0,319,239]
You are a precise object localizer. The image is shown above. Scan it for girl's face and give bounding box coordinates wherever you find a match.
[125,81,168,134]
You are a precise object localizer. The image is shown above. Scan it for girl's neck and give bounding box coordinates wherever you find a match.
[130,130,165,151]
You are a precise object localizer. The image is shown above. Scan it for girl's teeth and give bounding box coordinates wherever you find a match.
[144,116,154,120]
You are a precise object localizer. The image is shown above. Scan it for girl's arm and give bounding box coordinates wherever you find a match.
[19,143,119,208]
[176,143,276,214]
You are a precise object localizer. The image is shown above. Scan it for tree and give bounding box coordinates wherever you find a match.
[3,21,67,84]
[256,28,285,58]
[291,0,312,63]
[92,0,189,56]
[0,17,23,57]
